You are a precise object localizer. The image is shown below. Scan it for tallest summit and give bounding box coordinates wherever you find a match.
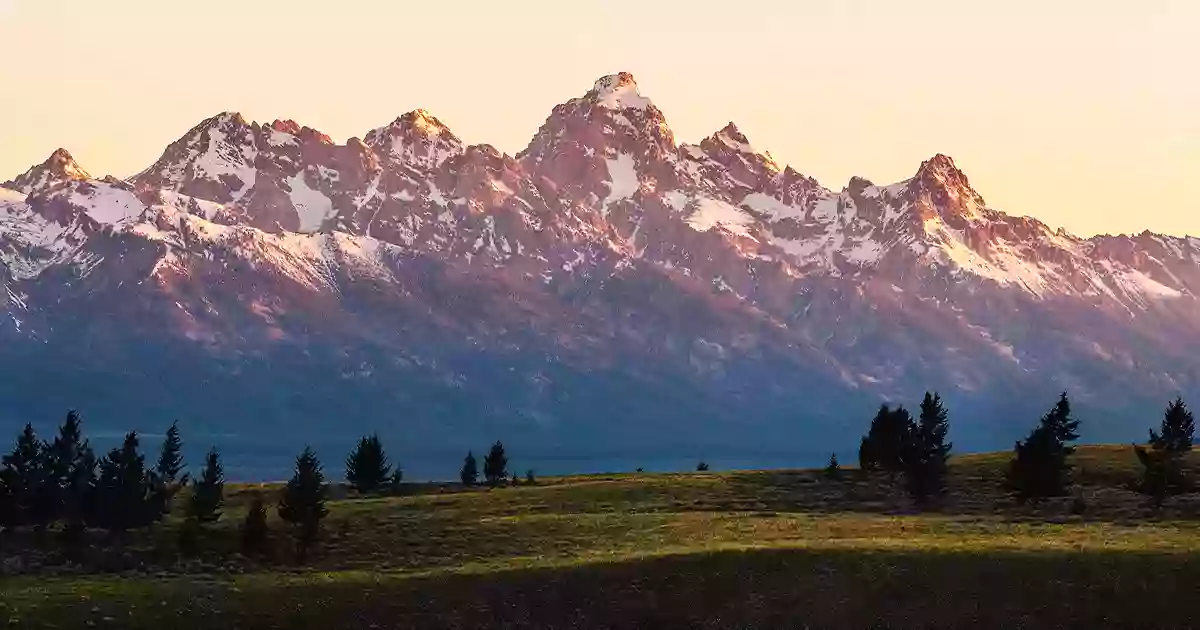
[588,72,652,111]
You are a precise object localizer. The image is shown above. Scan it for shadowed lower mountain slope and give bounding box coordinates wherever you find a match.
[2,73,1198,469]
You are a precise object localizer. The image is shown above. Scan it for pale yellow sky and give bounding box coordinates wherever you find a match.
[1,0,1196,236]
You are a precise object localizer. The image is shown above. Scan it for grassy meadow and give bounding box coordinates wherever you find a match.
[4,445,1200,628]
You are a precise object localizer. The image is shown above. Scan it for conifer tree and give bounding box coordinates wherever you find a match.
[460,451,478,486]
[1007,393,1079,500]
[40,410,96,533]
[903,392,953,503]
[277,446,328,563]
[87,432,165,534]
[860,405,914,478]
[1150,397,1194,455]
[825,452,842,479]
[1043,393,1080,454]
[188,448,224,523]
[155,421,187,486]
[1135,397,1196,504]
[345,434,391,494]
[0,424,46,529]
[242,492,270,556]
[484,441,509,486]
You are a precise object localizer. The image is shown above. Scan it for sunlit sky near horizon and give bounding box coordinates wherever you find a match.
[0,0,1196,237]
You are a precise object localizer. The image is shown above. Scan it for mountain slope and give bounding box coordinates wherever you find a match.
[1,72,1197,477]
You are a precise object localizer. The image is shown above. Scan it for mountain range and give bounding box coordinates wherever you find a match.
[2,72,1197,478]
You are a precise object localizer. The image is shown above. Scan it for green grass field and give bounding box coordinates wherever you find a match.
[4,445,1200,628]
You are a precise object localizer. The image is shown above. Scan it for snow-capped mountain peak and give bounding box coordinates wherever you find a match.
[903,153,988,225]
[2,148,92,195]
[364,109,463,170]
[589,72,651,111]
[713,122,752,151]
[131,111,259,204]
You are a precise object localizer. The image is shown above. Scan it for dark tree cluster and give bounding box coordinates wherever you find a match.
[459,441,518,487]
[0,411,182,538]
[858,392,953,504]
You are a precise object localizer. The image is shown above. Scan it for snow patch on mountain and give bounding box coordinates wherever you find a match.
[191,125,258,200]
[601,153,638,214]
[286,174,335,233]
[0,198,89,281]
[686,197,755,238]
[741,192,807,220]
[70,182,145,226]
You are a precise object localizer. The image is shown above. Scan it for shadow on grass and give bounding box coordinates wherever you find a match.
[712,466,1197,524]
[11,546,1200,629]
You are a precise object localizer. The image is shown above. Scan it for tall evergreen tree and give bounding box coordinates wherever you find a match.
[1007,394,1079,500]
[1150,397,1195,455]
[903,392,953,503]
[86,432,165,534]
[460,451,478,486]
[188,448,225,523]
[1042,393,1080,453]
[345,434,391,494]
[1135,397,1196,505]
[277,446,328,562]
[155,421,187,486]
[483,441,509,487]
[40,410,96,533]
[0,424,46,529]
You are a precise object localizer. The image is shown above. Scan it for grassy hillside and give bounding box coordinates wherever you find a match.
[4,445,1200,628]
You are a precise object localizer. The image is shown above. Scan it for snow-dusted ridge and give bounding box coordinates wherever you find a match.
[2,71,1198,318]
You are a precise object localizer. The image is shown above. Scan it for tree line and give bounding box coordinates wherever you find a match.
[854,390,1195,507]
[0,414,531,563]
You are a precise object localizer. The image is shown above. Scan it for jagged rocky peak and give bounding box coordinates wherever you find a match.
[905,152,987,220]
[520,71,678,191]
[913,153,972,190]
[715,122,750,147]
[130,110,261,204]
[3,148,92,194]
[364,109,463,169]
[696,122,780,173]
[588,72,652,110]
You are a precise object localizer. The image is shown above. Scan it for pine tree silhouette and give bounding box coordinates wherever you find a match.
[345,434,392,494]
[860,404,914,478]
[188,448,225,523]
[87,432,165,535]
[484,441,509,486]
[155,420,187,485]
[41,410,96,536]
[278,446,328,563]
[903,392,953,504]
[0,424,46,529]
[460,451,478,486]
[1136,397,1196,505]
[1007,393,1079,500]
[1150,397,1195,455]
